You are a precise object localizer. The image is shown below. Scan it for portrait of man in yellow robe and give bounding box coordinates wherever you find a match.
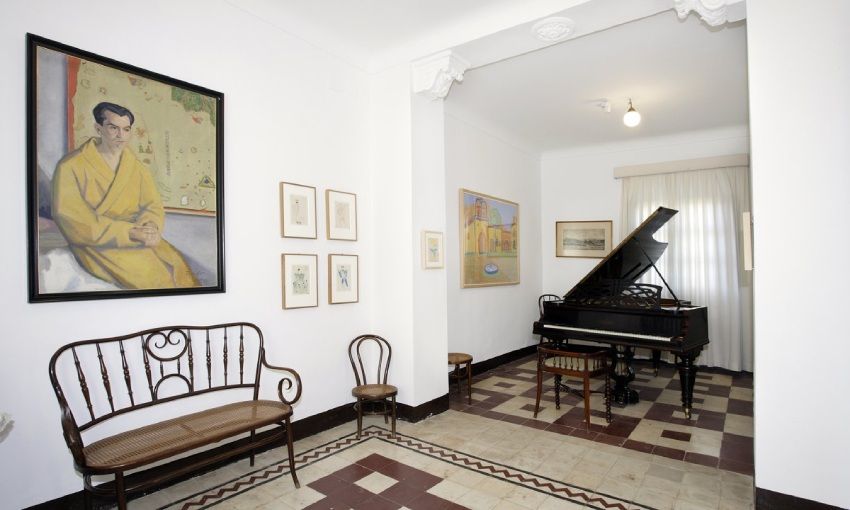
[51,102,198,289]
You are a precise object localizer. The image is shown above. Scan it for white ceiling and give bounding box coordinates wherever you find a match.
[227,0,592,71]
[228,1,749,153]
[448,10,749,152]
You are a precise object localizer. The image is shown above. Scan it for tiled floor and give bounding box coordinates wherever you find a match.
[453,355,754,476]
[133,355,754,510]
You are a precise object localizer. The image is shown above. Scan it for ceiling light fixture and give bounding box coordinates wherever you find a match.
[623,99,641,127]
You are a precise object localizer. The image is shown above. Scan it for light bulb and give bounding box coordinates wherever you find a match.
[623,100,641,127]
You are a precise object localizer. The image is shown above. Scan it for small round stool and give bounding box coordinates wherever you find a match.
[448,352,473,404]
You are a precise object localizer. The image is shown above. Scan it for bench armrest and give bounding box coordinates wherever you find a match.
[260,350,303,406]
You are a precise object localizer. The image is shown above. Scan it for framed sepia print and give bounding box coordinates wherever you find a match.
[280,182,317,239]
[328,254,358,304]
[421,231,444,269]
[27,34,225,302]
[555,220,613,258]
[281,253,318,309]
[460,189,519,287]
[325,189,357,241]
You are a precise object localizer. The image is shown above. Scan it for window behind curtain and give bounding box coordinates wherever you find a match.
[620,166,753,371]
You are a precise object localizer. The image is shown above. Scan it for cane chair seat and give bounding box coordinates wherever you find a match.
[447,352,472,365]
[352,384,398,400]
[84,401,292,470]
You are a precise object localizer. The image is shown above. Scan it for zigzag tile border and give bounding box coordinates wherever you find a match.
[159,425,656,510]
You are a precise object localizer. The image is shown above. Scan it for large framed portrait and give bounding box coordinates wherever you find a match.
[27,34,225,302]
[555,220,613,258]
[459,189,519,287]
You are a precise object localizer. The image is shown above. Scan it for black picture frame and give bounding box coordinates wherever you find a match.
[27,34,225,302]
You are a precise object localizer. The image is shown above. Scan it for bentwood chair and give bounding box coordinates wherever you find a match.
[534,343,612,429]
[348,334,397,438]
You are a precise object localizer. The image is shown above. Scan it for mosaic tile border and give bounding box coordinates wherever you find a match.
[159,425,658,510]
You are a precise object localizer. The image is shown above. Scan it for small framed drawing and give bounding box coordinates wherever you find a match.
[328,254,358,304]
[280,182,317,238]
[325,189,357,241]
[281,253,318,309]
[421,231,444,269]
[555,220,613,258]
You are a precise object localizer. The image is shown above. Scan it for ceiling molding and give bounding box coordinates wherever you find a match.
[613,153,749,178]
[411,51,471,100]
[673,0,747,27]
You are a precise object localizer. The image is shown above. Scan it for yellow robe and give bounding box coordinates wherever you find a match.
[52,138,199,289]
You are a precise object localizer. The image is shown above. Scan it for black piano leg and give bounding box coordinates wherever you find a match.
[610,346,639,406]
[675,350,701,419]
[651,349,662,376]
[554,374,562,409]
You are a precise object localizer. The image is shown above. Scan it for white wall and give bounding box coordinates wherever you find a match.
[411,94,450,404]
[0,1,373,508]
[444,111,542,363]
[540,126,750,295]
[748,1,850,507]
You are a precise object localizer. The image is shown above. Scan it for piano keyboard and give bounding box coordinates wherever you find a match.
[542,324,673,342]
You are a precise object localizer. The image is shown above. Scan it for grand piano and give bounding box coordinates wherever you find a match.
[533,207,708,419]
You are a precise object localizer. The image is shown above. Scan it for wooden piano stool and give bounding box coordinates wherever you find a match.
[534,344,611,429]
[448,352,473,404]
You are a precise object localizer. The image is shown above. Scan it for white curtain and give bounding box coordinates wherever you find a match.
[620,166,753,371]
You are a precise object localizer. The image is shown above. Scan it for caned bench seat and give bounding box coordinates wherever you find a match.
[83,400,291,471]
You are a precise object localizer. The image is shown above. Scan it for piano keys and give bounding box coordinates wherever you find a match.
[533,207,709,419]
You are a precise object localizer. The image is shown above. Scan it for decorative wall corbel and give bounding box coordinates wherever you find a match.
[674,0,746,27]
[411,50,471,100]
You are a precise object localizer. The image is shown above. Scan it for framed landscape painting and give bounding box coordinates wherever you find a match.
[555,220,613,258]
[459,189,519,287]
[27,34,225,302]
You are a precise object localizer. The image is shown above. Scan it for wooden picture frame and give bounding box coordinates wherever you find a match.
[328,254,359,304]
[555,220,613,258]
[325,189,357,241]
[280,182,317,239]
[27,34,225,302]
[281,253,318,309]
[421,231,444,269]
[460,189,519,287]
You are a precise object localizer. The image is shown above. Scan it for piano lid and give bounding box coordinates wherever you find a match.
[564,207,677,301]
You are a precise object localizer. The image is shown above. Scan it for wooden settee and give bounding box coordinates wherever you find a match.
[48,322,301,509]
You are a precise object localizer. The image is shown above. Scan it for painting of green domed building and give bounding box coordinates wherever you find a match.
[460,189,519,287]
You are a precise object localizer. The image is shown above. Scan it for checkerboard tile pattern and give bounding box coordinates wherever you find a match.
[451,354,754,475]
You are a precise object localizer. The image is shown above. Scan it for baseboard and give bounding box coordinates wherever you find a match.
[397,393,450,422]
[755,487,845,510]
[469,344,537,377]
[26,394,450,509]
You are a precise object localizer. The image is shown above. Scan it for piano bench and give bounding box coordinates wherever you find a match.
[534,344,611,429]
